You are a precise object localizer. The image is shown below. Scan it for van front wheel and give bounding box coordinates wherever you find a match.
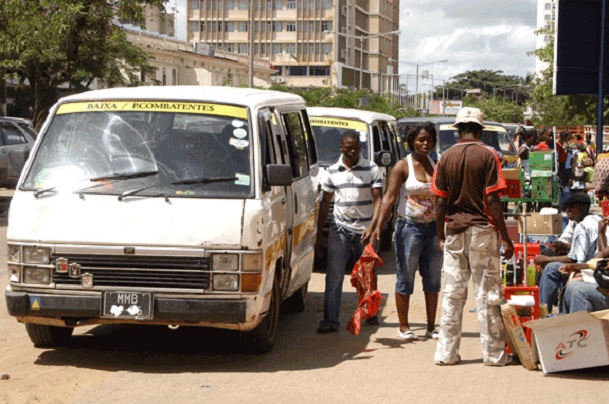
[242,279,280,353]
[25,323,73,347]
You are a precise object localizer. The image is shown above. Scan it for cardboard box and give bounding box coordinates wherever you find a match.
[524,310,609,374]
[502,168,522,180]
[500,304,538,370]
[518,213,562,235]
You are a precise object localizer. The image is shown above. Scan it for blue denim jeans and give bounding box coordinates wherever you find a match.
[394,219,443,295]
[539,262,569,313]
[320,224,366,330]
[563,281,609,313]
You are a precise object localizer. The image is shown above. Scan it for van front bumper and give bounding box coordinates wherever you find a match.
[5,289,247,324]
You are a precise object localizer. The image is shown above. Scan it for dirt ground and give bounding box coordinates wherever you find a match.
[1,207,609,403]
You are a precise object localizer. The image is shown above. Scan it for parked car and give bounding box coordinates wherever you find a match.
[307,107,405,265]
[397,117,518,166]
[5,86,319,352]
[0,117,37,188]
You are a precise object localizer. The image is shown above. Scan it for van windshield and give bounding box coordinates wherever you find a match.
[309,117,369,165]
[22,102,253,198]
[437,124,516,156]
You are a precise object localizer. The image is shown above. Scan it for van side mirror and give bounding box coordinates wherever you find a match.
[266,164,293,186]
[374,151,394,167]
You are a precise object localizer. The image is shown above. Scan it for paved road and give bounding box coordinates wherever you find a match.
[1,208,608,403]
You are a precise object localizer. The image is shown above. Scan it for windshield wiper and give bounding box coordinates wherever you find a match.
[88,170,159,182]
[170,176,237,186]
[34,186,57,198]
[118,176,237,201]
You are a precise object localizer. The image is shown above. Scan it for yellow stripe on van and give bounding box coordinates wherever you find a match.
[309,117,367,131]
[56,102,249,120]
[439,124,506,132]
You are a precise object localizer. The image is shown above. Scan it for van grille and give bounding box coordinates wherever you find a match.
[51,254,210,290]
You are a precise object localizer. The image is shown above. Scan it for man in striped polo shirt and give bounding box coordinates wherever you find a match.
[316,130,383,333]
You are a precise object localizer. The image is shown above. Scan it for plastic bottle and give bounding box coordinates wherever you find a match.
[505,261,514,286]
[526,259,536,287]
[516,252,524,286]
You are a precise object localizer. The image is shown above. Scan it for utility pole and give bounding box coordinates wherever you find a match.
[248,4,254,88]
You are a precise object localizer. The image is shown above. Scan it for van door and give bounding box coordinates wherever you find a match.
[277,108,316,298]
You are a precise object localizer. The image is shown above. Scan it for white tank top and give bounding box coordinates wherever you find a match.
[397,154,437,223]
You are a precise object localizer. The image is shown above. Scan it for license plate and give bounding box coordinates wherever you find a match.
[102,292,152,319]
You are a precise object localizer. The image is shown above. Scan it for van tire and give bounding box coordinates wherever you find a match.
[242,278,280,353]
[282,282,308,313]
[25,323,73,347]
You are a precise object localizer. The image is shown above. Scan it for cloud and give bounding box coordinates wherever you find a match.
[397,0,538,85]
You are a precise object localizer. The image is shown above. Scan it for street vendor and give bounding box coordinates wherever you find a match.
[537,193,601,313]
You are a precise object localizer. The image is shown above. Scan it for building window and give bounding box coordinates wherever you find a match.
[260,43,266,55]
[190,21,200,33]
[273,43,283,54]
[286,43,295,54]
[286,22,296,32]
[172,69,177,85]
[238,21,248,32]
[322,43,332,54]
[309,43,314,54]
[272,21,282,32]
[321,0,332,9]
[274,0,283,9]
[266,0,273,10]
[225,0,234,9]
[226,43,235,52]
[287,0,296,9]
[238,0,248,9]
[321,21,331,33]
[309,66,330,76]
[189,0,200,10]
[238,43,248,53]
[225,21,235,32]
[162,67,167,85]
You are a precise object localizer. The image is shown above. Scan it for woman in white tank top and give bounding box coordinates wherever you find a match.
[371,122,443,341]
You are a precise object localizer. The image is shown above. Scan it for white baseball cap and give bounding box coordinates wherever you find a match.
[453,107,485,128]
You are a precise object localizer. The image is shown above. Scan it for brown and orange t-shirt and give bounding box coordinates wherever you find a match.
[431,140,506,235]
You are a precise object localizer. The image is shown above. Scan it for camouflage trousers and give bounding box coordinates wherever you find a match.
[434,224,509,365]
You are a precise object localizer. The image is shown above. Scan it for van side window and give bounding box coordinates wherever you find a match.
[282,112,310,178]
[300,109,318,166]
[379,122,391,151]
[372,125,382,152]
[1,124,28,145]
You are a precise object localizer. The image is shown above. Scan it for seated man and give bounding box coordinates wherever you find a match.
[536,193,601,313]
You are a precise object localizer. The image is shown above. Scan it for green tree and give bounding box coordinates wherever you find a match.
[445,69,527,101]
[468,97,524,123]
[0,0,165,128]
[270,85,418,117]
[529,26,598,125]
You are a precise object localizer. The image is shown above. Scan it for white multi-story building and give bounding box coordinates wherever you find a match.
[186,0,400,91]
[535,0,556,76]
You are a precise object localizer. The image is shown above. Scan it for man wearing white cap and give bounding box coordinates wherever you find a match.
[431,107,514,366]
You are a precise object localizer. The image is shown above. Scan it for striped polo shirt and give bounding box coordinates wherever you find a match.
[323,154,382,233]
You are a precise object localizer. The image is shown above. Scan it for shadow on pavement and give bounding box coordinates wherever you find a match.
[33,290,390,374]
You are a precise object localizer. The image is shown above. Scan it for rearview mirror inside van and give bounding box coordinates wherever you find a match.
[374,151,393,168]
[266,164,293,186]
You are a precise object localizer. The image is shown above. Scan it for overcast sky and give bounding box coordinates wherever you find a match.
[174,0,539,85]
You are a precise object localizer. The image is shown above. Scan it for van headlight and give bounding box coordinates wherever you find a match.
[212,274,239,291]
[212,254,239,271]
[23,267,51,285]
[23,246,51,264]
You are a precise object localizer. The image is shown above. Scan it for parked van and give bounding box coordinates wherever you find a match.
[397,117,517,166]
[5,86,319,352]
[307,107,405,255]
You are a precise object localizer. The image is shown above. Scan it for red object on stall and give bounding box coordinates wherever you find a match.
[602,199,609,217]
[503,286,540,344]
[346,244,383,336]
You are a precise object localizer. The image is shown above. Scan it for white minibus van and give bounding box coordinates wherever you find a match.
[5,86,319,352]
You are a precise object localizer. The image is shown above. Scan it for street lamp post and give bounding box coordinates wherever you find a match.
[389,59,447,110]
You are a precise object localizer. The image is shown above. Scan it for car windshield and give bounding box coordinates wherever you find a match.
[309,117,369,165]
[438,124,516,156]
[22,101,253,198]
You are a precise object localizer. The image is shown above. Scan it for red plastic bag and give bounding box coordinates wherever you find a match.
[346,244,383,335]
